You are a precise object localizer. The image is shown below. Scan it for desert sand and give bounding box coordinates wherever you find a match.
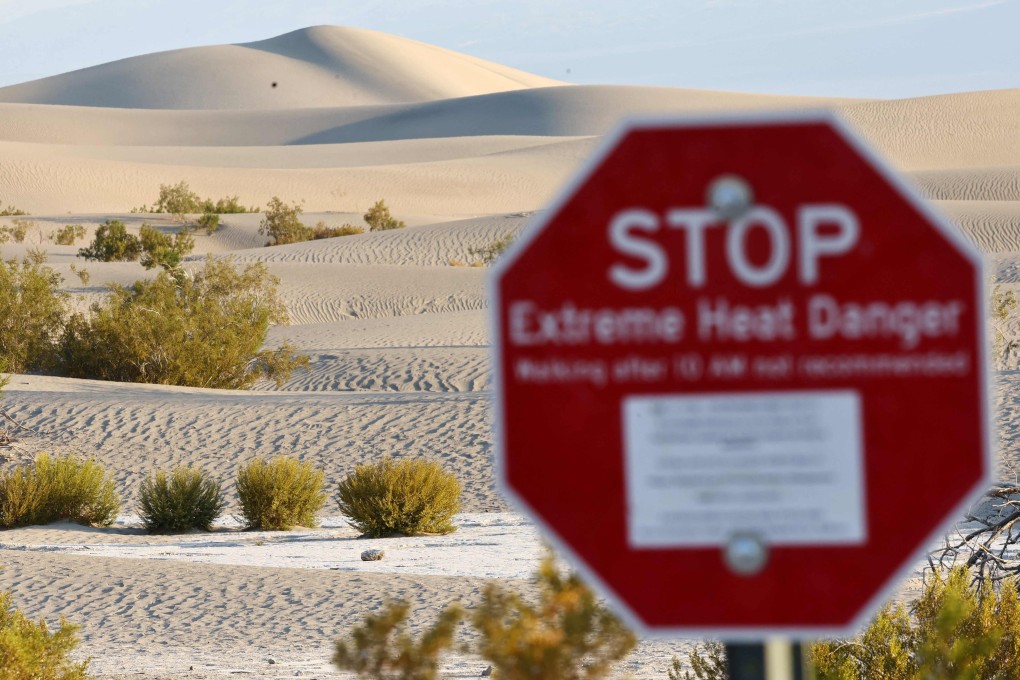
[0,25,1017,678]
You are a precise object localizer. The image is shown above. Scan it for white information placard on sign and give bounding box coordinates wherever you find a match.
[623,390,866,547]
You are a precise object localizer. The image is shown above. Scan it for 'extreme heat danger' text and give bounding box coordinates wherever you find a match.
[507,296,965,351]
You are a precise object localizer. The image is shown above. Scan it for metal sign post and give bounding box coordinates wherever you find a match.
[725,641,806,680]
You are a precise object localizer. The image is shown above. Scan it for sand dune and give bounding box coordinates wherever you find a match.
[0,89,1013,167]
[912,166,1020,201]
[0,85,840,147]
[2,90,1017,214]
[0,139,580,215]
[2,140,1010,219]
[937,200,1020,253]
[0,26,562,109]
[841,89,1020,171]
[284,85,848,145]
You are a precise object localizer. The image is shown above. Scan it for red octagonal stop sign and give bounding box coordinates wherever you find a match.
[491,112,991,637]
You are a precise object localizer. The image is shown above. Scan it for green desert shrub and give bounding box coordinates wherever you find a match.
[668,642,727,680]
[0,590,90,679]
[78,220,141,262]
[313,221,363,239]
[0,202,28,217]
[811,566,1020,679]
[29,453,119,528]
[364,200,405,232]
[138,224,194,271]
[153,181,203,221]
[259,196,312,246]
[333,600,463,680]
[0,453,120,529]
[203,195,257,214]
[59,258,307,389]
[0,466,46,529]
[137,183,257,219]
[0,219,33,244]
[69,264,89,286]
[468,234,515,265]
[452,234,516,267]
[336,457,461,538]
[138,467,225,533]
[195,212,220,235]
[236,456,326,530]
[472,553,636,680]
[24,248,47,266]
[258,200,363,245]
[50,225,86,246]
[0,257,67,372]
[333,554,634,680]
[992,285,1018,367]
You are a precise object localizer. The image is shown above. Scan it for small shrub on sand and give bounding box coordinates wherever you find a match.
[0,257,67,373]
[69,264,89,286]
[32,454,120,527]
[50,225,86,246]
[203,195,257,215]
[258,200,364,245]
[472,553,636,680]
[0,453,120,528]
[138,467,225,533]
[992,285,1018,367]
[313,221,363,239]
[154,181,203,222]
[24,248,47,266]
[0,219,32,244]
[78,220,141,262]
[336,457,460,538]
[236,456,326,530]
[334,554,634,680]
[137,184,257,219]
[138,224,194,272]
[259,197,312,246]
[0,466,46,529]
[364,200,405,232]
[668,642,727,680]
[195,212,220,235]
[0,590,90,679]
[59,258,307,389]
[333,600,463,680]
[812,566,1020,679]
[450,234,515,267]
[468,234,515,265]
[0,202,28,217]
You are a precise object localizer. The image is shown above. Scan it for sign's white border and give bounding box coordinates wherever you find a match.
[488,109,994,640]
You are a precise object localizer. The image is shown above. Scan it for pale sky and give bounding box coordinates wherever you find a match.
[0,0,1016,98]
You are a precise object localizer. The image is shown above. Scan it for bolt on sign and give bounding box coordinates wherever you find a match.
[491,111,991,637]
